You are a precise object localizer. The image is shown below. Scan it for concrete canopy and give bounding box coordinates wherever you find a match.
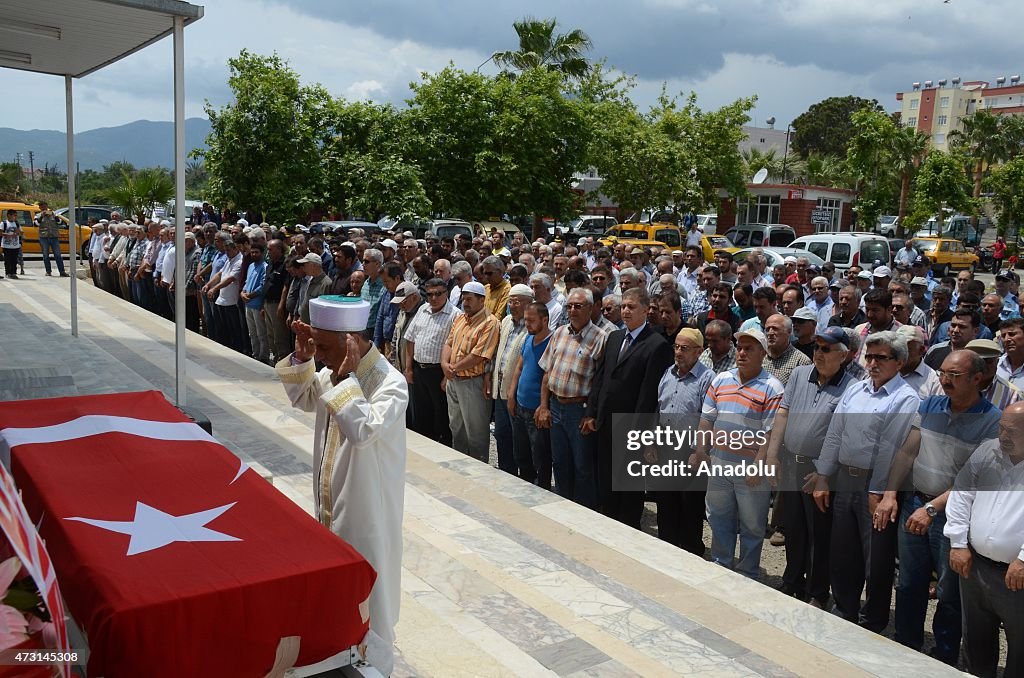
[0,0,204,406]
[0,0,203,77]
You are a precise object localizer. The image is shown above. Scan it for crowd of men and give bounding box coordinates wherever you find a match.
[82,213,1023,676]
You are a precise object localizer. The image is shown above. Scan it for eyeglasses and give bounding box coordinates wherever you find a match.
[811,287,827,292]
[864,353,897,363]
[935,369,968,380]
[814,344,843,353]
[674,345,700,352]
[565,302,588,310]
[426,291,447,298]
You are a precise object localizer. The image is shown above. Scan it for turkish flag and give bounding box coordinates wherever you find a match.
[0,391,376,678]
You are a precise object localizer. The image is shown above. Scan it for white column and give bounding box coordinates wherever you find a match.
[173,15,187,406]
[65,75,78,338]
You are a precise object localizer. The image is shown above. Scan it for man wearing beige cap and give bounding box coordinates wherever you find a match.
[967,338,1022,410]
[443,280,501,461]
[489,283,534,476]
[277,296,408,675]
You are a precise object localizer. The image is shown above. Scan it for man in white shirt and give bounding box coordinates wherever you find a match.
[207,239,244,352]
[945,402,1024,678]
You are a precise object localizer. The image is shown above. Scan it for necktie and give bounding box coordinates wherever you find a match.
[618,332,633,364]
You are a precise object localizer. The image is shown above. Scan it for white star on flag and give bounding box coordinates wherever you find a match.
[66,501,242,556]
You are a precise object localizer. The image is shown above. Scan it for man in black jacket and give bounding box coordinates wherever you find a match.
[584,287,674,528]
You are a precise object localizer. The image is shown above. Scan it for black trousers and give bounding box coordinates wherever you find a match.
[962,550,1024,678]
[2,248,18,276]
[411,363,452,447]
[655,488,707,556]
[596,429,644,529]
[780,456,832,602]
[830,470,898,632]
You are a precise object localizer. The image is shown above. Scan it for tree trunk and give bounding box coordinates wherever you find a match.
[532,214,545,242]
[897,172,910,238]
[971,161,983,232]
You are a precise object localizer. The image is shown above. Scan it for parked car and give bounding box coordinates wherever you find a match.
[696,214,718,235]
[699,234,739,263]
[429,219,474,241]
[551,214,617,239]
[472,220,522,239]
[888,239,906,261]
[309,220,382,238]
[732,247,827,270]
[914,214,980,246]
[724,223,796,248]
[1,201,93,259]
[876,215,900,238]
[789,232,890,273]
[911,237,980,276]
[55,205,121,224]
[600,223,683,249]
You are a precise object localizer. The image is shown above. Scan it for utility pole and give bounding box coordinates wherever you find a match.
[27,151,35,193]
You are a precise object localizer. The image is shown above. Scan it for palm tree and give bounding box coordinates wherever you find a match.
[794,153,848,188]
[741,148,784,182]
[491,17,593,80]
[105,169,174,223]
[949,110,1010,230]
[892,126,930,234]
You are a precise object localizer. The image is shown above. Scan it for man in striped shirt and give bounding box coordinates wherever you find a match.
[442,281,500,462]
[691,327,784,579]
[538,288,610,508]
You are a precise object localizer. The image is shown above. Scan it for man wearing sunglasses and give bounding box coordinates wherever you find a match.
[809,330,919,633]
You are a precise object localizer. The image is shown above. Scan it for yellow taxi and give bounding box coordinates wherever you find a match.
[699,234,739,263]
[599,223,683,249]
[0,201,93,259]
[911,237,979,276]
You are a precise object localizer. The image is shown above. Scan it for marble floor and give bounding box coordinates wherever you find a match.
[0,268,968,677]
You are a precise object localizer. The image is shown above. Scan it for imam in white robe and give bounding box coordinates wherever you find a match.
[277,346,407,675]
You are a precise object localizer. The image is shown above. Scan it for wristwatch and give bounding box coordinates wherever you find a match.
[924,502,938,518]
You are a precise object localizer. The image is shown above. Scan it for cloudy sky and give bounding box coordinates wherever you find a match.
[3,0,1022,132]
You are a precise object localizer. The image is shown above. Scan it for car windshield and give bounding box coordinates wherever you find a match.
[706,236,734,249]
[860,242,889,265]
[612,229,648,239]
[915,240,939,252]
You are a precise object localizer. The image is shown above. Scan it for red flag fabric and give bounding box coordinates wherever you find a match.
[0,391,376,678]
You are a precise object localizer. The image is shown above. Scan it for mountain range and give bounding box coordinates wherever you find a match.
[0,118,212,172]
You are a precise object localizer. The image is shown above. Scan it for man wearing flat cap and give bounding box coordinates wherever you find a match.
[277,296,408,675]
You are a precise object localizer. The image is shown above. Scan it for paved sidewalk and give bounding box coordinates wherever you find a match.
[0,269,968,677]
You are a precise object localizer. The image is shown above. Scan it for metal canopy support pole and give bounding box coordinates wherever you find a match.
[173,15,187,407]
[65,75,78,338]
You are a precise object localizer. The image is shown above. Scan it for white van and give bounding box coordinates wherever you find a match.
[789,233,891,272]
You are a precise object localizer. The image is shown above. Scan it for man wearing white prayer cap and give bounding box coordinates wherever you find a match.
[276,295,408,675]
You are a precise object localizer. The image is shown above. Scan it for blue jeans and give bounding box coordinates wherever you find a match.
[549,400,597,508]
[512,404,552,489]
[705,467,771,579]
[40,237,66,275]
[895,493,960,662]
[494,398,517,475]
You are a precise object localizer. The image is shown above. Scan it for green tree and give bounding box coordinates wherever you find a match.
[984,156,1024,238]
[185,160,208,196]
[949,110,1018,231]
[320,99,428,220]
[741,148,784,182]
[791,153,849,188]
[201,50,332,223]
[585,80,754,218]
[847,109,923,233]
[105,168,175,222]
[791,95,885,158]
[891,125,930,231]
[491,17,593,80]
[906,150,973,233]
[0,163,23,199]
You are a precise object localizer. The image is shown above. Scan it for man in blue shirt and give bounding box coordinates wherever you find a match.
[875,350,999,664]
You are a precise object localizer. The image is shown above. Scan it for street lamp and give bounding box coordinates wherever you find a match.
[781,123,793,184]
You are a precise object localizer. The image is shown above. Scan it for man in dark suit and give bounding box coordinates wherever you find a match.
[584,287,674,528]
